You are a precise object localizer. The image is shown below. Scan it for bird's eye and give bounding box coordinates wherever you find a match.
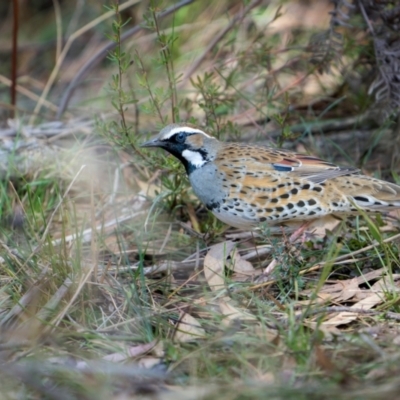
[175,132,186,143]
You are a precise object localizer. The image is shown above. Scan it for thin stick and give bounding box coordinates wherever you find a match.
[30,0,143,124]
[52,0,62,62]
[10,0,19,117]
[56,0,196,119]
[180,0,262,85]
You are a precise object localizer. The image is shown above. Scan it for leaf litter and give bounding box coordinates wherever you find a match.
[3,0,400,397]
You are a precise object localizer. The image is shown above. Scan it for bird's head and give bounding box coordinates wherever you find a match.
[141,124,220,174]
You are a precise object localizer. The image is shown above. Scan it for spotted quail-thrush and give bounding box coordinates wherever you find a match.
[141,123,400,230]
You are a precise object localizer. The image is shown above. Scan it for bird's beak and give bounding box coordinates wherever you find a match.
[140,138,163,148]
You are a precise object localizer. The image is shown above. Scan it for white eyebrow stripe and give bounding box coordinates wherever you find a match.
[162,126,211,140]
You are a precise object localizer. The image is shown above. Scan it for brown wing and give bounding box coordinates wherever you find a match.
[215,143,400,223]
[218,144,358,182]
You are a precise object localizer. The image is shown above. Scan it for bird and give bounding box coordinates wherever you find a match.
[141,123,400,231]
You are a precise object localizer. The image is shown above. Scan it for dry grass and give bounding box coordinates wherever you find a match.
[1,0,400,399]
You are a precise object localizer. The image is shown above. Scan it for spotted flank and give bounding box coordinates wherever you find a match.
[142,123,400,230]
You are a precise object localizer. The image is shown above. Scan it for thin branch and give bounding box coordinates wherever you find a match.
[10,0,19,117]
[56,0,197,119]
[29,0,142,124]
[180,0,262,85]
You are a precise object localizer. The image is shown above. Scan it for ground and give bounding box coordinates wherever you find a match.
[1,1,400,399]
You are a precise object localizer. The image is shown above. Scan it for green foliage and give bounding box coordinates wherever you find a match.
[3,1,400,398]
[102,3,138,152]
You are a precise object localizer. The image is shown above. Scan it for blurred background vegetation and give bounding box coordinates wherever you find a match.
[1,1,400,399]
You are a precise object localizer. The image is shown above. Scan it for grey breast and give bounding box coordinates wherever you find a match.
[189,163,226,209]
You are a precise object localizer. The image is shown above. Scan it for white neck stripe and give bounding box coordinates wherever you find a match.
[162,126,211,140]
[182,149,207,168]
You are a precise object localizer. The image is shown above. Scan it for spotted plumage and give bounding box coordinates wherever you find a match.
[141,123,400,230]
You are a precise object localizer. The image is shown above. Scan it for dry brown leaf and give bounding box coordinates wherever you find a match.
[230,248,256,282]
[352,289,377,301]
[174,312,206,342]
[102,340,156,362]
[321,275,400,327]
[321,310,369,327]
[204,241,236,292]
[218,297,257,325]
[305,215,341,239]
[350,271,400,302]
[304,271,400,331]
[372,274,400,290]
[301,268,387,304]
[322,277,361,303]
[295,297,330,307]
[356,268,388,283]
[231,248,255,273]
[138,356,163,369]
